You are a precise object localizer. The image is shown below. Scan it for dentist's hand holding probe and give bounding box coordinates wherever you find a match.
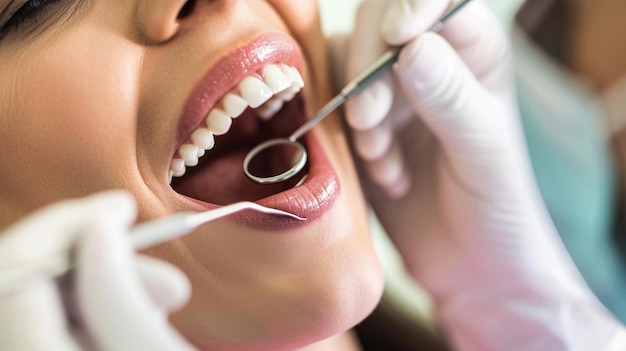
[0,192,197,350]
[343,0,626,349]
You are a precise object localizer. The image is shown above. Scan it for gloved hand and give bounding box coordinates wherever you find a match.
[343,0,626,349]
[0,192,196,350]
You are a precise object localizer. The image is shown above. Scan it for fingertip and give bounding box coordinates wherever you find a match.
[135,257,192,312]
[366,143,405,189]
[353,126,393,161]
[345,79,394,130]
[385,172,411,199]
[381,5,421,45]
[381,0,449,45]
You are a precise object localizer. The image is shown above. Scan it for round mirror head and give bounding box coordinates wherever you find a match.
[243,139,307,184]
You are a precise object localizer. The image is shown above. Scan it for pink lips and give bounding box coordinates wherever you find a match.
[175,33,340,229]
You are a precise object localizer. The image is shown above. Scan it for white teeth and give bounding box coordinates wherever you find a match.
[207,109,232,136]
[280,64,304,88]
[179,144,199,167]
[222,94,248,118]
[263,64,292,94]
[170,63,304,184]
[277,90,296,102]
[171,158,186,178]
[257,97,284,121]
[285,85,301,96]
[191,128,215,150]
[239,77,273,108]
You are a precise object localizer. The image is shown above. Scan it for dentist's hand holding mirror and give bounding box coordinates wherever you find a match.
[340,0,626,350]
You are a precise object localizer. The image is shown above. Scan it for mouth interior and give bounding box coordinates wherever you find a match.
[171,94,309,205]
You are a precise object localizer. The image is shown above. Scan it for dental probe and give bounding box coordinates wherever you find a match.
[131,202,305,249]
[0,203,305,296]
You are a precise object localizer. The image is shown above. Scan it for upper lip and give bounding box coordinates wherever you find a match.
[175,32,305,156]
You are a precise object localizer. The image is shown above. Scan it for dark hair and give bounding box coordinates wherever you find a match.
[516,0,575,66]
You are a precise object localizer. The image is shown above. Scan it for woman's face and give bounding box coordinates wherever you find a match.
[0,1,383,350]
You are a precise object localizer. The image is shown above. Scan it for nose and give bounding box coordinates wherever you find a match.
[138,0,198,44]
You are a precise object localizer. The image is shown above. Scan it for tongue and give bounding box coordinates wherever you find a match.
[172,149,300,205]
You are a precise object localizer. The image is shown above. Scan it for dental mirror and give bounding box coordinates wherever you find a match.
[243,0,473,184]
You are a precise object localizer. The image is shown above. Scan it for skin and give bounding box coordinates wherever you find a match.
[571,0,626,89]
[0,1,383,350]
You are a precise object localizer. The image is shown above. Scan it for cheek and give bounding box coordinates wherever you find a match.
[0,28,143,212]
[267,0,319,34]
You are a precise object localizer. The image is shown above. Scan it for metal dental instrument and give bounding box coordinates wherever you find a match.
[243,0,474,184]
[0,202,304,296]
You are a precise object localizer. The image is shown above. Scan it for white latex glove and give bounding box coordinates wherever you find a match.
[0,192,196,351]
[343,0,626,350]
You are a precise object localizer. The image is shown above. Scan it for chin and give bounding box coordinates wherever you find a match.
[137,32,384,350]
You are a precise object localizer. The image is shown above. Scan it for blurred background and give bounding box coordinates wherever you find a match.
[319,0,525,35]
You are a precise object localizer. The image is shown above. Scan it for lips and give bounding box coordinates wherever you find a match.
[169,33,340,226]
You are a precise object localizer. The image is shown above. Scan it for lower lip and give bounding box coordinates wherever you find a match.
[179,130,340,230]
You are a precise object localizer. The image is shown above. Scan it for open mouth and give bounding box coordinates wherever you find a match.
[170,63,308,205]
[164,33,340,224]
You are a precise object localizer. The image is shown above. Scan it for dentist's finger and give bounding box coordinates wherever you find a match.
[352,94,414,161]
[77,218,195,351]
[0,281,81,351]
[364,142,411,198]
[345,0,395,130]
[135,256,191,312]
[353,122,394,161]
[381,0,451,45]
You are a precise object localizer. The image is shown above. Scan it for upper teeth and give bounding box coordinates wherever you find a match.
[169,63,304,183]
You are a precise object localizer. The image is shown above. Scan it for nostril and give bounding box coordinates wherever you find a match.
[178,0,197,19]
